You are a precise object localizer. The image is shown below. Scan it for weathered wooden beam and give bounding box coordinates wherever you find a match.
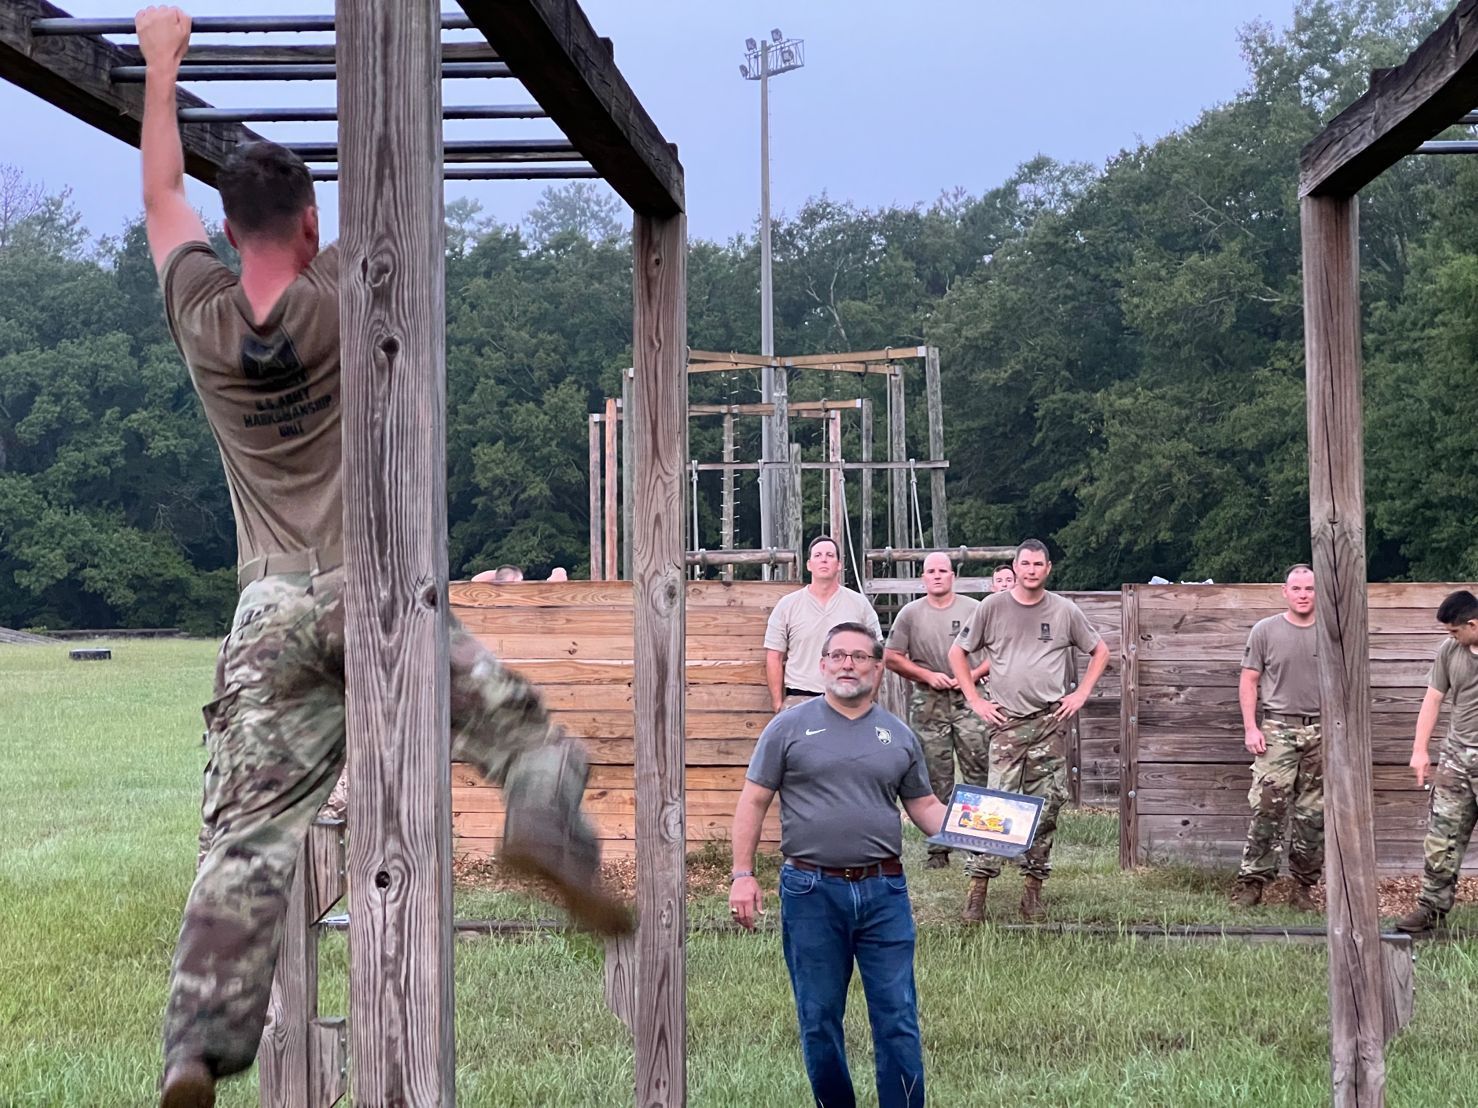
[859,397,875,570]
[721,413,735,582]
[458,0,683,215]
[337,0,455,1103]
[604,396,619,582]
[688,347,928,369]
[887,369,910,562]
[1300,0,1478,196]
[689,359,895,376]
[827,410,845,580]
[589,414,603,581]
[1302,193,1386,1105]
[924,346,948,548]
[632,208,688,1105]
[687,399,862,416]
[1119,584,1141,868]
[863,545,1016,563]
[0,0,260,185]
[686,548,795,567]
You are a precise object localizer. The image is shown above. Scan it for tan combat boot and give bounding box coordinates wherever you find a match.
[1289,883,1318,913]
[925,851,950,870]
[961,876,989,923]
[1394,903,1445,933]
[1229,880,1263,909]
[1020,875,1046,921]
[160,1059,215,1108]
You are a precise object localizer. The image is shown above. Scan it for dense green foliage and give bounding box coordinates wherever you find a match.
[1,0,1474,631]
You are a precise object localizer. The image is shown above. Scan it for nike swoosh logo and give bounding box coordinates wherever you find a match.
[805,728,826,736]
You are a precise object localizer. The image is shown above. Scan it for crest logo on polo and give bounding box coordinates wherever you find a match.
[876,727,892,745]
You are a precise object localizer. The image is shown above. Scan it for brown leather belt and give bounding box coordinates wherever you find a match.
[237,542,343,591]
[1265,712,1320,727]
[788,857,904,881]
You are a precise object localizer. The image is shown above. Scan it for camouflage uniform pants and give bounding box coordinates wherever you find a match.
[168,566,596,1079]
[909,684,991,857]
[1236,722,1323,886]
[1417,742,1478,914]
[965,708,1067,881]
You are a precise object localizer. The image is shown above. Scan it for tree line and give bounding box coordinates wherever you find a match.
[0,0,1472,633]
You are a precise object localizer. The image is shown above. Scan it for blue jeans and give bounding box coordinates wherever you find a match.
[779,864,925,1108]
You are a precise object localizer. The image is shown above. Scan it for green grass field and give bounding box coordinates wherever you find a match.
[3,641,1477,1106]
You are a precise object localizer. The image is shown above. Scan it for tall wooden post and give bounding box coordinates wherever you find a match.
[860,396,873,579]
[1118,584,1140,869]
[721,413,735,582]
[768,365,793,579]
[786,440,803,571]
[826,410,844,580]
[605,397,620,581]
[632,209,688,1107]
[337,0,454,1103]
[1302,193,1385,1107]
[622,368,635,581]
[589,414,604,580]
[887,367,910,576]
[924,346,948,548]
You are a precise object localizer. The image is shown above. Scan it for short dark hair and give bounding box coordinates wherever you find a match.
[1015,539,1050,561]
[218,142,316,240]
[492,565,524,583]
[822,622,882,659]
[1437,590,1478,626]
[1285,563,1314,581]
[993,564,1015,575]
[808,534,839,558]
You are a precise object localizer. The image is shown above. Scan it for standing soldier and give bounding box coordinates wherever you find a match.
[1230,565,1323,912]
[947,539,1110,921]
[884,553,990,869]
[1395,590,1478,932]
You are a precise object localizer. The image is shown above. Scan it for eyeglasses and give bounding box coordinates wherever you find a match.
[823,650,877,666]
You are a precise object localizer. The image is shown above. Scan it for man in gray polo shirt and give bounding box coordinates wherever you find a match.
[730,622,945,1108]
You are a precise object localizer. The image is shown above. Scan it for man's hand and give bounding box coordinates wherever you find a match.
[1244,727,1266,756]
[1052,689,1089,721]
[1410,746,1430,788]
[966,696,1006,726]
[729,875,763,930]
[136,6,192,71]
[925,671,958,692]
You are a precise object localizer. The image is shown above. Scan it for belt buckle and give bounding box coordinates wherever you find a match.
[842,866,862,881]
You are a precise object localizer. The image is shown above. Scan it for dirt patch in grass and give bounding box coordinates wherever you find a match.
[452,842,740,904]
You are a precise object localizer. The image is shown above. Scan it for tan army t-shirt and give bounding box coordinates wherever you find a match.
[953,590,1101,717]
[1242,614,1320,717]
[764,585,881,693]
[1430,638,1478,747]
[161,241,342,568]
[887,594,979,675]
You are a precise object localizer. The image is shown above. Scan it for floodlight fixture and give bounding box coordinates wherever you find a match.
[740,64,749,77]
[770,28,783,42]
[746,37,758,50]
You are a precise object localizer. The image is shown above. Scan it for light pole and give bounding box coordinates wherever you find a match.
[740,29,805,565]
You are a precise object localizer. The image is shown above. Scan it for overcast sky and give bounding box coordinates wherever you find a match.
[3,1,1295,244]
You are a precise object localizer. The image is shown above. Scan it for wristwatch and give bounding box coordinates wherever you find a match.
[730,870,754,881]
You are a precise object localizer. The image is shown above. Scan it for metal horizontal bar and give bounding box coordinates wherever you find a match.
[178,104,549,124]
[123,42,498,64]
[112,61,510,82]
[288,138,577,163]
[1461,112,1478,124]
[32,13,476,34]
[864,546,1017,563]
[689,460,949,473]
[309,165,601,182]
[1414,141,1478,154]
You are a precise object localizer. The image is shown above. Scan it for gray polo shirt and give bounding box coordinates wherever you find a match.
[746,697,932,868]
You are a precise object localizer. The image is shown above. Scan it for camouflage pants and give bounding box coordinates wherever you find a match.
[168,566,595,1079]
[1236,722,1323,886]
[965,709,1067,881]
[1417,742,1478,913]
[909,685,991,857]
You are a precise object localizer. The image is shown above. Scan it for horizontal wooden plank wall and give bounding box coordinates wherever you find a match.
[449,580,788,861]
[1064,592,1123,807]
[1126,582,1475,873]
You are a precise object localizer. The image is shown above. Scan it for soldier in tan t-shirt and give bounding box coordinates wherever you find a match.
[764,534,880,710]
[1231,564,1323,912]
[884,552,991,868]
[946,539,1109,922]
[135,12,628,1106]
